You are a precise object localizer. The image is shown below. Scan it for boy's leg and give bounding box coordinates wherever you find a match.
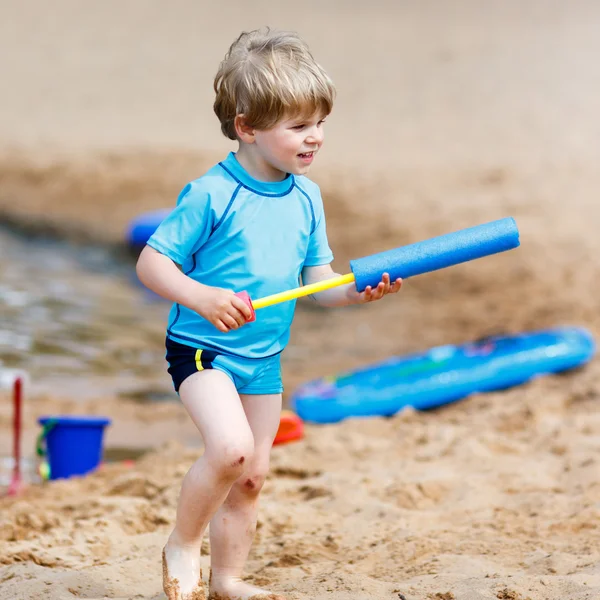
[208,392,285,600]
[163,370,255,599]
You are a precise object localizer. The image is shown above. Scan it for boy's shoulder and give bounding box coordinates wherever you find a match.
[190,161,238,190]
[293,175,322,199]
[177,161,240,207]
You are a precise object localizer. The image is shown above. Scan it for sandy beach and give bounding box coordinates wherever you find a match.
[1,2,600,599]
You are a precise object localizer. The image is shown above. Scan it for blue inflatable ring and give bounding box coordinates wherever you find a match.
[291,327,595,424]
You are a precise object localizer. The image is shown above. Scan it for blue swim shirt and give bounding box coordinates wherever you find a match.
[147,152,334,359]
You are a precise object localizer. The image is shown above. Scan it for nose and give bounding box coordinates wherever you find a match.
[305,124,324,145]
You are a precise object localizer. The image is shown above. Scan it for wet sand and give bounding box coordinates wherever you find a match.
[1,2,600,599]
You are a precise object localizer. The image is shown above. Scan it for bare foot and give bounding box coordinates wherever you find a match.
[208,576,285,600]
[162,543,206,600]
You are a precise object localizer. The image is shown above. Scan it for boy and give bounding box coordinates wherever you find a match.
[136,28,401,600]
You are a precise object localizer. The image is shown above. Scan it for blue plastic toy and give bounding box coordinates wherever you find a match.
[350,217,519,290]
[127,209,171,249]
[291,327,595,423]
[236,218,520,320]
[37,416,112,480]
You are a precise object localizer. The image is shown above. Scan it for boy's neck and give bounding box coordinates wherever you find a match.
[235,144,288,183]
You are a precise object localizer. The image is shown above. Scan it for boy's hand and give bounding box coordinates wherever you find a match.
[194,287,254,333]
[352,272,402,304]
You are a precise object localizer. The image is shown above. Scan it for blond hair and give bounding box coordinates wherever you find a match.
[213,28,336,140]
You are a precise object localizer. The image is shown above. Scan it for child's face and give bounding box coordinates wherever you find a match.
[252,112,327,180]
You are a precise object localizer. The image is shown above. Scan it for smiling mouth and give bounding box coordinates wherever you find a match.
[298,151,314,159]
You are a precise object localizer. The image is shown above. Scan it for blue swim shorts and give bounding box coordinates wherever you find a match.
[165,338,283,395]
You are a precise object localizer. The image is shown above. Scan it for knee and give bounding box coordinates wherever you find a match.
[206,438,255,482]
[234,465,269,497]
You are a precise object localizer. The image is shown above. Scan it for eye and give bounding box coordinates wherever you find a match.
[291,124,305,131]
[318,119,326,126]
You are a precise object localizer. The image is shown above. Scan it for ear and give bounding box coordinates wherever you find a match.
[234,115,256,143]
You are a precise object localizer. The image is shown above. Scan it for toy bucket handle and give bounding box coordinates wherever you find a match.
[36,419,58,480]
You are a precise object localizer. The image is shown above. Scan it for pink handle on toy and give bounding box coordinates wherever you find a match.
[235,291,256,322]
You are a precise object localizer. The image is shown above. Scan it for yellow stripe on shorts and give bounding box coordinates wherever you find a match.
[195,349,204,371]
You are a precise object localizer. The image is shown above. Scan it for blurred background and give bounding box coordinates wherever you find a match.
[1,0,599,449]
[2,5,600,599]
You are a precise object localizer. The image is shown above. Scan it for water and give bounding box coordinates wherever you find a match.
[0,226,175,400]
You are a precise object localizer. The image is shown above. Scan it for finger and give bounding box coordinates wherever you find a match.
[391,278,403,292]
[361,285,373,303]
[231,295,254,321]
[215,319,230,333]
[222,313,240,330]
[228,306,247,327]
[372,281,386,300]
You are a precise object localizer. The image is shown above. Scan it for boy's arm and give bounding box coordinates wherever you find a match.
[136,245,252,332]
[136,245,207,309]
[301,263,402,308]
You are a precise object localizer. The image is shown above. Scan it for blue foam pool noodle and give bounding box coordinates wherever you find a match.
[349,217,520,291]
